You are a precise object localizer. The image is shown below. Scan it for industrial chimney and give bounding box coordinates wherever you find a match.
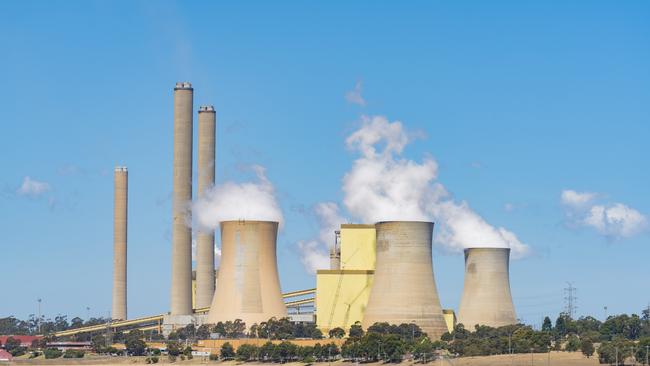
[195,105,216,309]
[171,82,193,316]
[329,230,341,270]
[362,221,448,339]
[207,221,287,325]
[112,166,128,320]
[457,247,517,328]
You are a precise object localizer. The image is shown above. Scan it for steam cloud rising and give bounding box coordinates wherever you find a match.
[192,165,284,232]
[298,116,529,272]
[297,202,346,274]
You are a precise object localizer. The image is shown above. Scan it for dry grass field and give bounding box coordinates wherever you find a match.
[8,352,602,366]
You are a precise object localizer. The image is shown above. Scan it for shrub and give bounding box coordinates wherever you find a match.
[209,353,219,361]
[44,348,63,359]
[581,339,594,358]
[146,356,160,364]
[236,343,259,361]
[63,349,85,358]
[220,342,236,360]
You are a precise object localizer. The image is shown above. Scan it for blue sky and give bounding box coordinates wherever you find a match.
[1,1,649,327]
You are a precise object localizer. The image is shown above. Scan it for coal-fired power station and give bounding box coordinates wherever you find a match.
[102,82,520,339]
[362,221,449,339]
[112,166,128,321]
[171,82,194,316]
[195,105,216,309]
[457,247,517,328]
[207,221,287,325]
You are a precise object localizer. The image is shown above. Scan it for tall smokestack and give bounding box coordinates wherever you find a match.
[112,166,128,320]
[362,221,448,339]
[457,247,516,328]
[195,105,216,308]
[207,221,287,325]
[171,82,193,315]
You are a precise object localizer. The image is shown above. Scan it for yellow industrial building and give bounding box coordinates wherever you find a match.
[316,223,456,335]
[316,224,376,334]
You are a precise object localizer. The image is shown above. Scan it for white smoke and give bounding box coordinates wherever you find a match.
[297,202,346,274]
[296,115,531,273]
[343,115,530,258]
[297,240,330,275]
[192,165,284,232]
[561,189,648,239]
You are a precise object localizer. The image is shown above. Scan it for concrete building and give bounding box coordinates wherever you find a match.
[112,166,127,320]
[195,105,216,309]
[362,221,448,339]
[340,224,376,270]
[457,247,517,328]
[207,221,286,325]
[316,224,376,334]
[170,82,194,316]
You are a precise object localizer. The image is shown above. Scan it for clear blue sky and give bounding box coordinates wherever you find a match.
[1,1,648,327]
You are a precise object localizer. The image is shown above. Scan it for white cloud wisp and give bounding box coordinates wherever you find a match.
[16,176,51,197]
[561,189,648,239]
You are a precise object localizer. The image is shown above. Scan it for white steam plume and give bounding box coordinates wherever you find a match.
[192,165,284,232]
[297,202,346,274]
[343,115,530,259]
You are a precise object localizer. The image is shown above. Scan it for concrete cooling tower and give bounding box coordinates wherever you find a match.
[207,220,287,326]
[362,221,448,339]
[457,247,517,328]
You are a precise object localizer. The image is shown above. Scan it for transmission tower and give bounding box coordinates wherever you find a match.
[564,282,577,319]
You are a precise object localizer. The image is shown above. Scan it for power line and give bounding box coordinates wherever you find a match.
[564,282,577,319]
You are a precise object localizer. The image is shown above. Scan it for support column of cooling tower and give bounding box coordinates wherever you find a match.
[362,221,448,339]
[112,166,128,321]
[171,82,193,315]
[457,248,517,328]
[207,221,287,325]
[195,105,216,309]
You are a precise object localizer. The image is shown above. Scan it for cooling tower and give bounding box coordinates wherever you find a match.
[362,221,448,339]
[171,82,193,315]
[207,221,287,325]
[112,166,128,320]
[195,105,216,309]
[457,247,516,328]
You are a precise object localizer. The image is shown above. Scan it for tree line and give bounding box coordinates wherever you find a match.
[4,309,650,365]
